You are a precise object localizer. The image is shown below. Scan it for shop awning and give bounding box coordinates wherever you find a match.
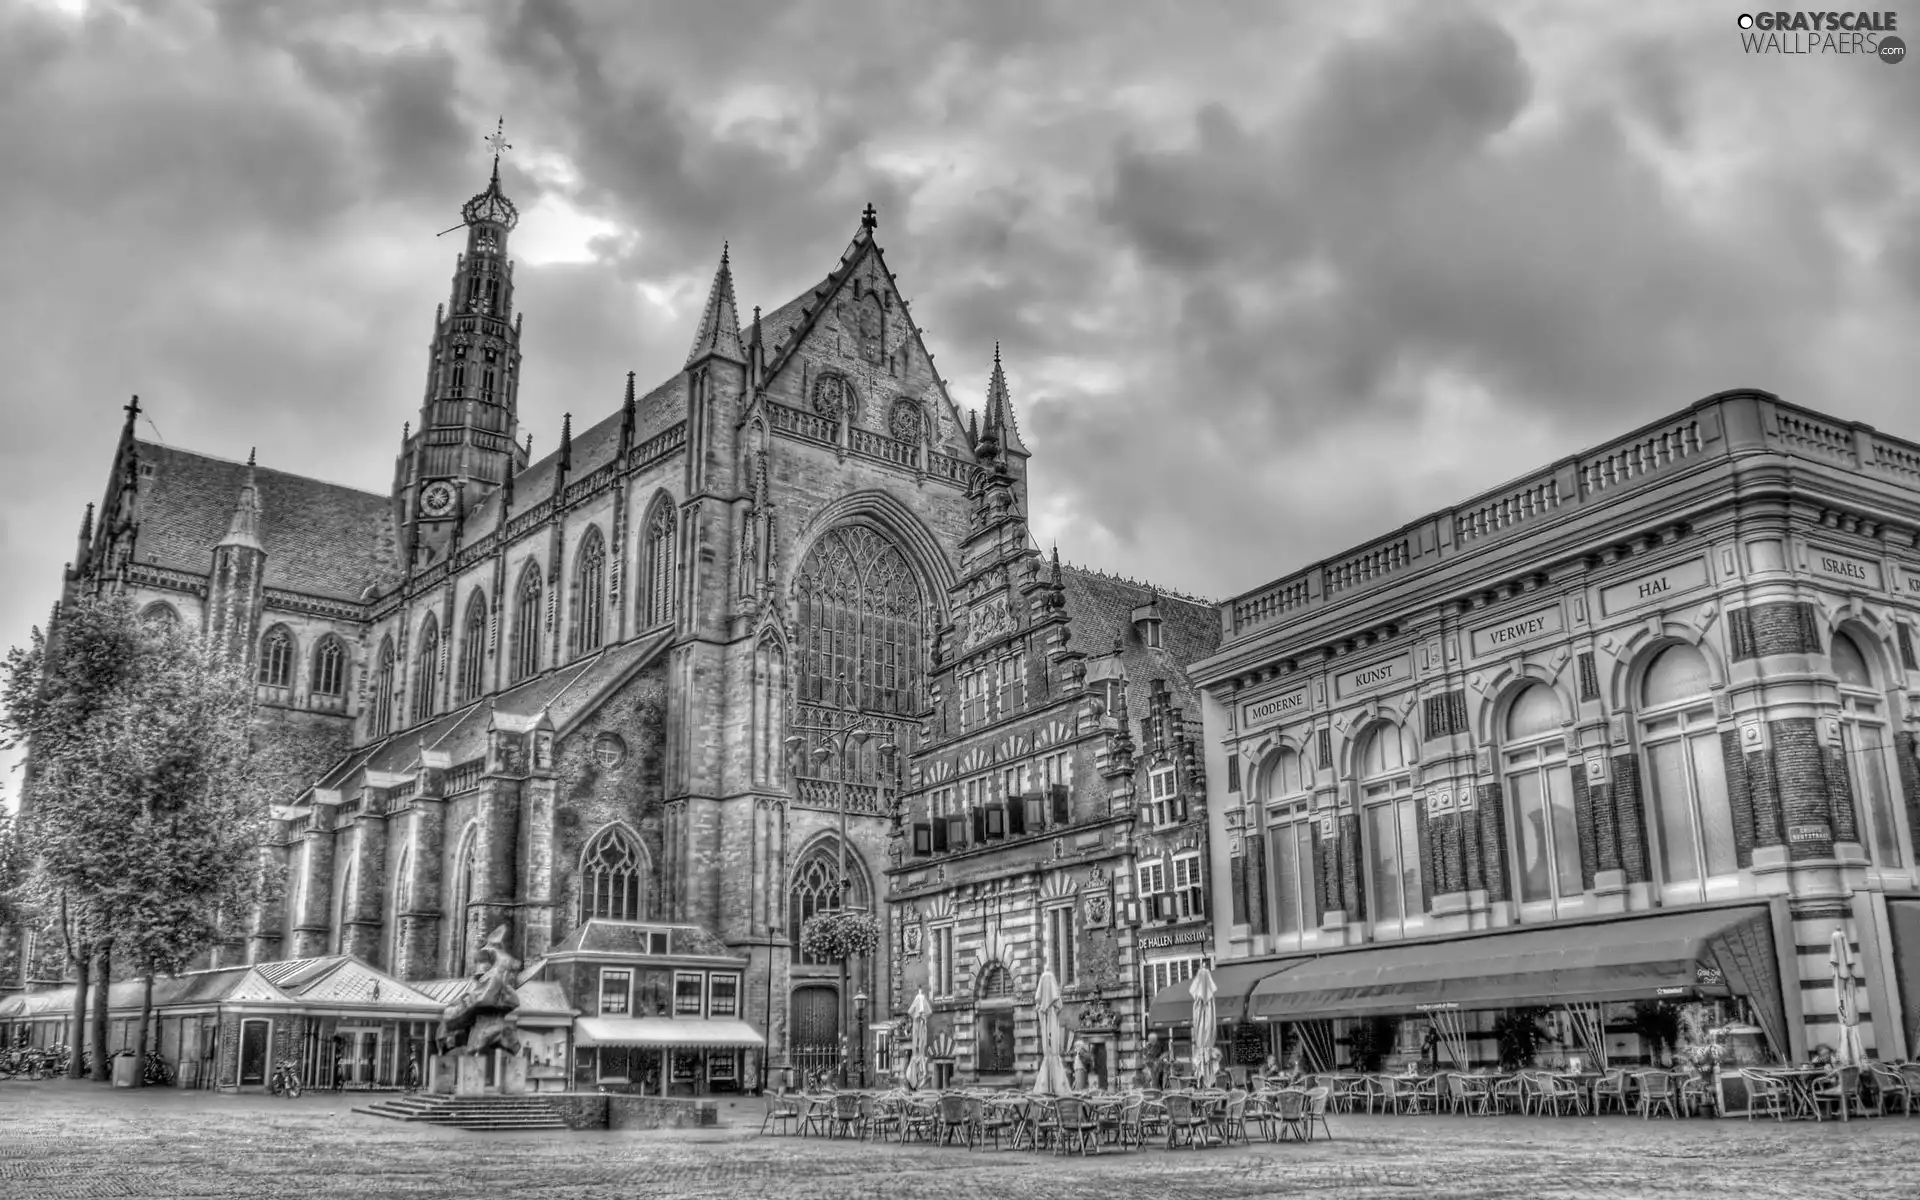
[574,1017,767,1049]
[1146,960,1300,1027]
[1248,907,1783,1037]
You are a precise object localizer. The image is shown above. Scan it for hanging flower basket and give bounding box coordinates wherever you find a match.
[801,909,881,962]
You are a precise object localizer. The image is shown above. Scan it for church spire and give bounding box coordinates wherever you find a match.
[985,341,1029,457]
[685,243,746,366]
[619,370,638,452]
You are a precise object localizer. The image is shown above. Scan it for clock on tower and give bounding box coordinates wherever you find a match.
[421,481,456,517]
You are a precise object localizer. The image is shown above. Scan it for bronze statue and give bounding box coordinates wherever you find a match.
[437,924,524,1057]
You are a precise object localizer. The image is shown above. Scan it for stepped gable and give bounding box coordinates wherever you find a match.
[1057,564,1222,718]
[129,442,400,600]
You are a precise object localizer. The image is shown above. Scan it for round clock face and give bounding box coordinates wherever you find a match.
[422,482,455,516]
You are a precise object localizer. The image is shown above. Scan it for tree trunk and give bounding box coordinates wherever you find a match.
[67,940,91,1080]
[90,938,113,1082]
[135,973,155,1087]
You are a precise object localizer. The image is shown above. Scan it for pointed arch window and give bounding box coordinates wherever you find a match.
[787,840,869,967]
[1832,629,1909,868]
[640,496,675,630]
[450,824,478,976]
[333,860,356,956]
[312,636,347,697]
[571,526,608,657]
[1638,642,1736,898]
[458,591,488,703]
[1357,722,1422,934]
[511,563,542,683]
[1502,684,1584,909]
[372,636,396,735]
[582,825,647,921]
[257,625,294,689]
[387,844,412,974]
[794,525,928,717]
[411,615,440,723]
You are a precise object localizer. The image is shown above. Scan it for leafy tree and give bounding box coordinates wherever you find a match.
[2,595,281,1082]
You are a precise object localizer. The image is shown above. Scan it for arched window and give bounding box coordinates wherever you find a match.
[372,636,396,735]
[1832,629,1908,868]
[1638,642,1735,896]
[1262,748,1317,937]
[449,824,478,976]
[640,496,675,630]
[571,526,607,657]
[581,825,647,920]
[1356,722,1421,933]
[794,525,928,716]
[257,625,294,688]
[1502,684,1583,909]
[976,961,1013,999]
[411,615,439,723]
[511,562,542,683]
[139,601,180,627]
[312,636,347,696]
[458,591,487,703]
[787,839,869,966]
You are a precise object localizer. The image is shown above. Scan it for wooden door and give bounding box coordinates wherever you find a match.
[239,1020,270,1086]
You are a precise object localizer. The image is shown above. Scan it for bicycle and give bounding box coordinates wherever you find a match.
[268,1058,303,1099]
[142,1052,174,1088]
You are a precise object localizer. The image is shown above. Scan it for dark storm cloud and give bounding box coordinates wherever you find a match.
[4,0,1920,778]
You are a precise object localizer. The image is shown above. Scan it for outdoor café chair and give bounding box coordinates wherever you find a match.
[1590,1069,1629,1116]
[1054,1096,1099,1155]
[1812,1066,1865,1121]
[829,1091,864,1139]
[1635,1071,1678,1120]
[1304,1086,1334,1141]
[1740,1069,1789,1121]
[1138,1096,1169,1142]
[1490,1071,1532,1115]
[1162,1093,1209,1148]
[862,1094,901,1142]
[1242,1089,1276,1140]
[977,1096,1018,1149]
[1408,1073,1442,1115]
[1448,1072,1493,1116]
[1537,1074,1588,1117]
[901,1096,940,1143]
[758,1093,806,1136]
[1869,1063,1914,1116]
[936,1093,975,1147]
[1027,1097,1060,1152]
[1271,1088,1309,1141]
[1678,1072,1715,1118]
[1096,1094,1142,1148]
[1362,1074,1403,1114]
[1217,1091,1253,1145]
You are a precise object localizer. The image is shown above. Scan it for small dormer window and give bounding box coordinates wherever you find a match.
[1142,619,1162,649]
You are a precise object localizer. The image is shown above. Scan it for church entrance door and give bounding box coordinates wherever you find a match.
[790,985,840,1088]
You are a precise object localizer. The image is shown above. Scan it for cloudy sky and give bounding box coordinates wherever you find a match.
[3,0,1919,766]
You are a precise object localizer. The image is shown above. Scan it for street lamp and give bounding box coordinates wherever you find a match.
[853,990,870,1089]
[786,674,898,1089]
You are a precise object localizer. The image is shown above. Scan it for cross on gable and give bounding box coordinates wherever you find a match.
[861,202,877,230]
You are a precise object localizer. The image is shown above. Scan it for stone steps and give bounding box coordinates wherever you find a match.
[354,1093,571,1131]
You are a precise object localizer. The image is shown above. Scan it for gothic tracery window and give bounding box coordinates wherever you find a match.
[257,625,294,689]
[795,525,928,716]
[312,636,347,696]
[787,840,870,966]
[811,372,857,420]
[640,495,676,630]
[582,825,647,921]
[511,562,542,682]
[411,614,440,723]
[458,590,488,703]
[571,526,607,657]
[373,636,396,735]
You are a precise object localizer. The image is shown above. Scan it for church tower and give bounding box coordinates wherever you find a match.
[395,118,529,568]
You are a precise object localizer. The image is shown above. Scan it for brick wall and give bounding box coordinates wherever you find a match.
[1473,783,1508,902]
[1824,744,1858,844]
[1728,601,1822,660]
[1721,728,1756,867]
[1772,717,1834,860]
[1607,756,1650,884]
[1897,732,1920,858]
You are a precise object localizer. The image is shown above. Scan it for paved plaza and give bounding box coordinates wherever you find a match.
[1,1079,1916,1199]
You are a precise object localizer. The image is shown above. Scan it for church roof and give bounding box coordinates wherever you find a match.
[129,442,401,600]
[548,919,742,961]
[313,629,672,788]
[1057,565,1221,724]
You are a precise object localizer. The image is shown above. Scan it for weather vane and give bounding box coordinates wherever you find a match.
[484,116,511,166]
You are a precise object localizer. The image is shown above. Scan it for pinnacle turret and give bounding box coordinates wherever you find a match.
[685,243,746,366]
[221,452,263,550]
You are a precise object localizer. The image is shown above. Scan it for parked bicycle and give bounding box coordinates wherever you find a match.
[268,1058,303,1099]
[142,1051,174,1088]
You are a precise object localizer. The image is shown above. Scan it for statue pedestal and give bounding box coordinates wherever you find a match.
[454,1055,490,1097]
[501,1052,528,1096]
[429,1053,456,1095]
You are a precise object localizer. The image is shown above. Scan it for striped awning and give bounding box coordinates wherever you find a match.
[574,1017,766,1049]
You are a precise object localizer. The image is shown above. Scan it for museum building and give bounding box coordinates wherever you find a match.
[1159,390,1920,1077]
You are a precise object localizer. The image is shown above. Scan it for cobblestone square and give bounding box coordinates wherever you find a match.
[2,1080,1916,1200]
